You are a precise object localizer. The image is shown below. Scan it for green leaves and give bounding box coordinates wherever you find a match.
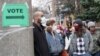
[79,0,100,22]
[95,0,100,3]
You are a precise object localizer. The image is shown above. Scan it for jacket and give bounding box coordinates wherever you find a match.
[45,31,64,55]
[69,30,93,54]
[33,23,50,56]
[92,31,100,54]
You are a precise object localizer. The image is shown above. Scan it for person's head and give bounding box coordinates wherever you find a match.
[73,19,83,32]
[73,19,84,37]
[82,21,86,27]
[33,11,44,24]
[66,16,72,29]
[88,21,96,33]
[46,19,55,32]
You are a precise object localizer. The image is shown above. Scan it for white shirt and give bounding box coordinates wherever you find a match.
[65,36,71,50]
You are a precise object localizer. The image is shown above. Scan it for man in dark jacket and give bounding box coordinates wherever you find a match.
[33,11,50,56]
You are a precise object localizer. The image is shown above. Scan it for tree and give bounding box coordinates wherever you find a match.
[78,0,100,22]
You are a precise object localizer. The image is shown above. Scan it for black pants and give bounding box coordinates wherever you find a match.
[51,53,60,56]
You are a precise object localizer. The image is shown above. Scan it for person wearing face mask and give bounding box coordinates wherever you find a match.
[41,16,49,27]
[45,19,64,56]
[87,21,100,56]
[69,19,93,56]
[33,11,50,56]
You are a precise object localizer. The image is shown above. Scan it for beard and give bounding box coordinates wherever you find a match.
[37,19,42,25]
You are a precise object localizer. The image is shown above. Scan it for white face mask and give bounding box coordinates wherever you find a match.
[52,25,57,31]
[32,19,34,22]
[41,17,47,26]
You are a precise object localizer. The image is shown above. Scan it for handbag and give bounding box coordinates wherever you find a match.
[60,50,69,56]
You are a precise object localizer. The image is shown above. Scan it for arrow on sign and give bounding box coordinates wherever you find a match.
[6,16,24,19]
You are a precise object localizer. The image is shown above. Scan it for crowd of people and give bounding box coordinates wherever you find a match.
[33,11,100,56]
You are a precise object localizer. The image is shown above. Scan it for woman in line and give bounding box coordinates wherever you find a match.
[87,21,100,56]
[69,19,93,56]
[45,19,64,56]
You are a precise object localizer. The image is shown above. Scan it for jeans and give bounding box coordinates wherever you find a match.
[72,53,92,56]
[94,51,100,56]
[50,53,60,56]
